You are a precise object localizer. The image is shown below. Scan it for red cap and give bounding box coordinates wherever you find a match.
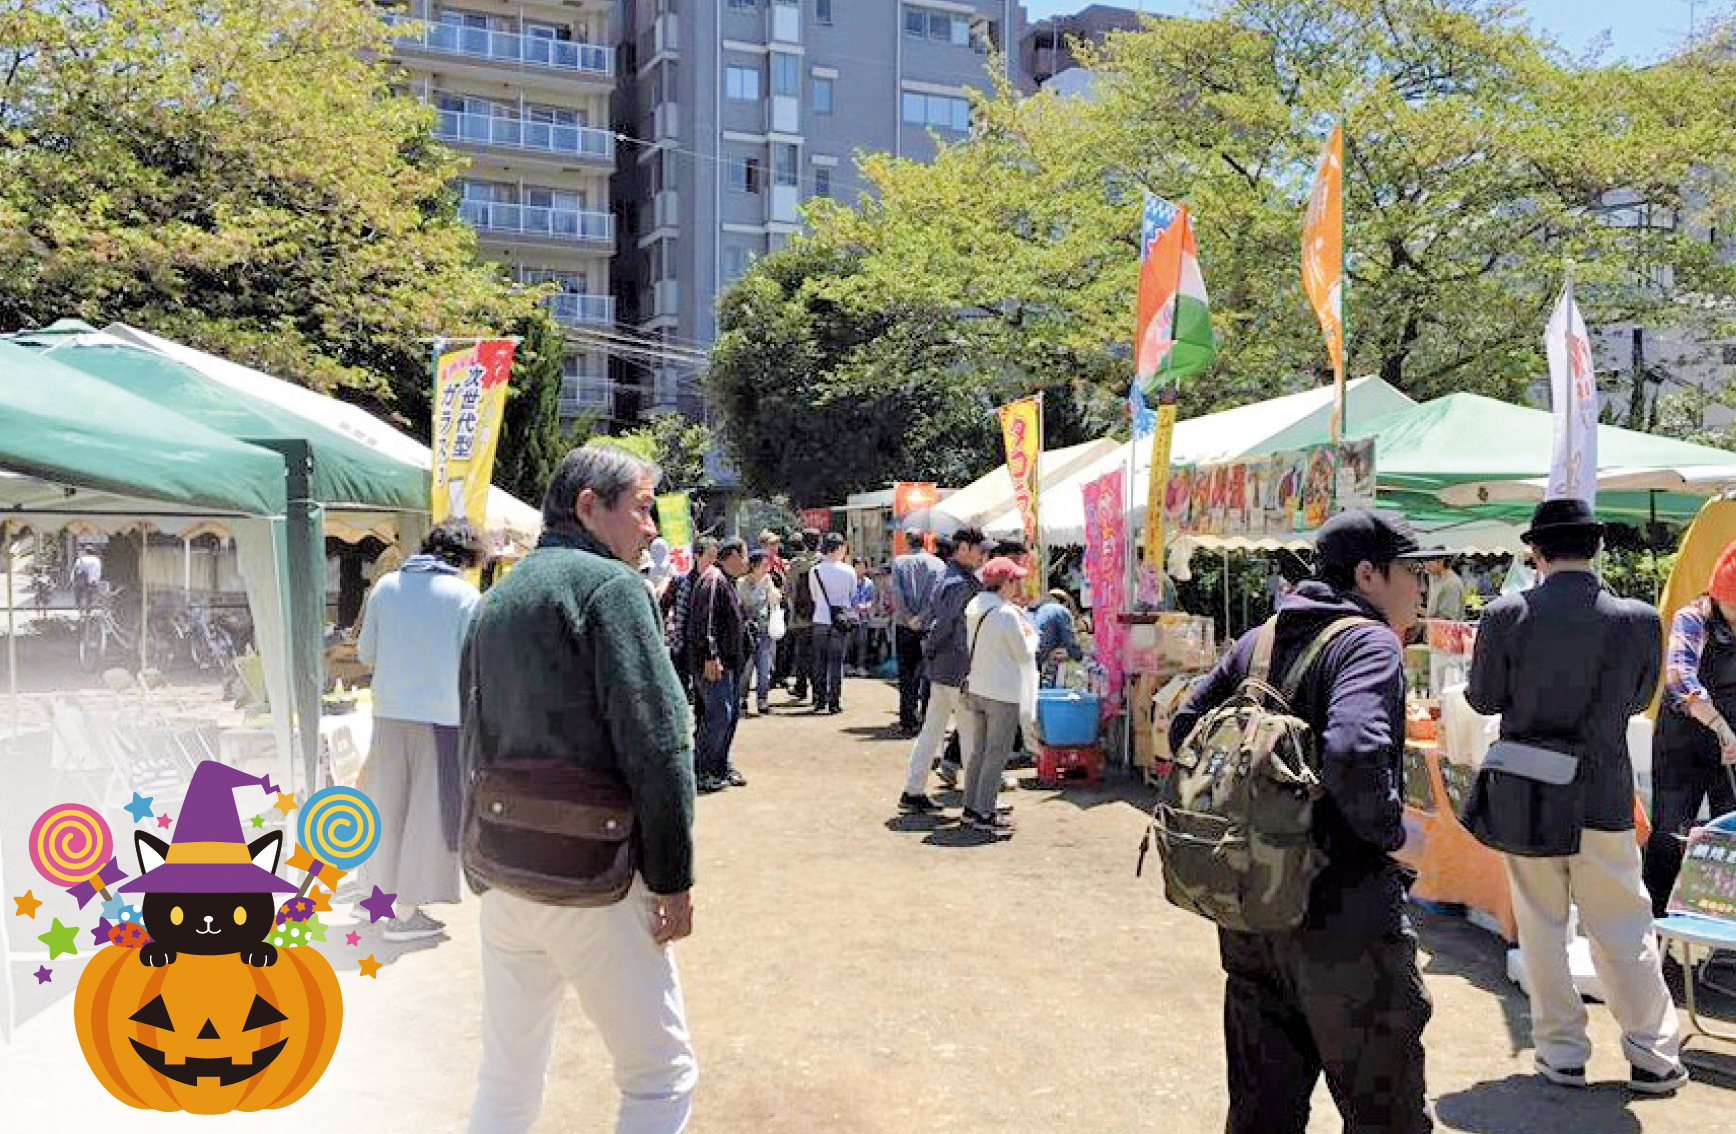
[980,556,1030,585]
[1710,541,1736,605]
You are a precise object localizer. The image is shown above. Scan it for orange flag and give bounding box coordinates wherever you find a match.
[1303,125,1345,439]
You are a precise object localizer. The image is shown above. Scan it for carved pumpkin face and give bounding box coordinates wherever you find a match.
[75,946,341,1114]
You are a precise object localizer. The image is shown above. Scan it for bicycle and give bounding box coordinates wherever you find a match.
[79,583,137,673]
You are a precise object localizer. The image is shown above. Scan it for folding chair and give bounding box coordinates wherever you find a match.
[1653,807,1736,1069]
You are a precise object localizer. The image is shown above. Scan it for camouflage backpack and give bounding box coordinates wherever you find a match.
[1138,616,1370,934]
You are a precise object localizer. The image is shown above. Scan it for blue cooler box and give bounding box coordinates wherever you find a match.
[1037,689,1100,746]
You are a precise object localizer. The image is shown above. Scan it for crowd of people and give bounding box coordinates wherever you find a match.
[338,442,1736,1133]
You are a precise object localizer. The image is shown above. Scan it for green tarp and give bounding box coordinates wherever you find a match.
[0,340,285,516]
[1352,392,1736,527]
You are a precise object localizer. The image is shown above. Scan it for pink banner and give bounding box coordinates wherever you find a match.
[1082,469,1126,713]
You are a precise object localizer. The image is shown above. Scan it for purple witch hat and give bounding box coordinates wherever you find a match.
[119,762,295,895]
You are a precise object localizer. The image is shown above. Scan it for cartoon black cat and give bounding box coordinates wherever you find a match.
[133,830,283,968]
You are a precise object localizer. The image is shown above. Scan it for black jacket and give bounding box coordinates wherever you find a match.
[922,561,984,688]
[1466,570,1660,832]
[1171,581,1409,939]
[684,565,747,674]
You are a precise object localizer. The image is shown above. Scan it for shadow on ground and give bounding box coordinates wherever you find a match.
[1435,1074,1645,1133]
[1413,907,1532,1056]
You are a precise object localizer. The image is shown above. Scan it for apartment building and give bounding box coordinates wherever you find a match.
[385,0,620,422]
[613,0,1024,419]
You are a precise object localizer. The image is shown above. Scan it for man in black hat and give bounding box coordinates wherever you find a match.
[1466,498,1685,1093]
[1169,509,1435,1134]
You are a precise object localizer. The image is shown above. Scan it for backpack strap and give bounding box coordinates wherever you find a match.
[1278,617,1376,703]
[1248,619,1279,685]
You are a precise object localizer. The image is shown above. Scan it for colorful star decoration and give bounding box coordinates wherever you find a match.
[251,814,266,829]
[13,890,42,919]
[304,918,329,943]
[110,923,150,949]
[155,813,173,829]
[33,966,52,985]
[276,897,316,925]
[344,930,361,946]
[358,886,397,924]
[308,885,333,914]
[92,918,114,947]
[38,918,79,960]
[358,954,382,979]
[273,792,299,816]
[123,792,155,824]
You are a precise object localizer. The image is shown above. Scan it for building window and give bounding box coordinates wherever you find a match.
[725,65,762,102]
[901,91,971,132]
[1722,343,1736,367]
[728,156,762,194]
[723,245,755,281]
[771,52,800,97]
[812,75,834,114]
[815,0,832,24]
[772,143,799,187]
[726,0,757,9]
[813,166,832,199]
[903,6,970,45]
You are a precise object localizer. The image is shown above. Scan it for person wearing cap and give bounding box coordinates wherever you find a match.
[357,518,485,942]
[1466,498,1684,1094]
[956,556,1039,833]
[1645,539,1736,917]
[1168,509,1435,1134]
[889,528,946,734]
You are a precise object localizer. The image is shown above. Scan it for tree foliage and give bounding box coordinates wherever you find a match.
[710,0,1736,500]
[0,0,538,411]
[588,413,718,495]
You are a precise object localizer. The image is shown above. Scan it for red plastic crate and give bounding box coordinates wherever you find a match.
[1036,743,1104,786]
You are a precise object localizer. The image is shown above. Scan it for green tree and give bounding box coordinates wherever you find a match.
[588,413,717,494]
[719,0,1736,458]
[0,0,537,410]
[492,313,573,505]
[706,242,1120,504]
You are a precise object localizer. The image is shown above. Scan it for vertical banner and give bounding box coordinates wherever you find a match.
[657,492,694,574]
[1303,125,1346,441]
[996,394,1043,596]
[431,338,516,532]
[1083,469,1127,712]
[1144,397,1177,570]
[1545,275,1598,506]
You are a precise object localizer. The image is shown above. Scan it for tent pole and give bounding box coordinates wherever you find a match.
[139,527,150,673]
[1222,548,1232,638]
[183,536,192,595]
[5,522,16,723]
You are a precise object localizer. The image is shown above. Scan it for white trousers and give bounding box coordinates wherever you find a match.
[904,682,978,796]
[469,884,698,1134]
[1505,829,1683,1076]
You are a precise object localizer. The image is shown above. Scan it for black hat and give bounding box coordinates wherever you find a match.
[1521,498,1604,544]
[1315,510,1447,579]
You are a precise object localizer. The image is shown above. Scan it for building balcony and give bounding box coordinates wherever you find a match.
[544,293,615,326]
[559,375,610,418]
[387,13,612,79]
[460,200,614,245]
[434,110,614,163]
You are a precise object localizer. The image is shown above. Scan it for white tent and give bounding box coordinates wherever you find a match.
[979,378,1417,543]
[103,324,543,553]
[933,439,1121,529]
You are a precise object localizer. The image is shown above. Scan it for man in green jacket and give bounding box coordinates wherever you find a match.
[463,446,698,1134]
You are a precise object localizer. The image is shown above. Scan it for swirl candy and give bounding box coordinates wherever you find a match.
[31,804,124,905]
[297,786,380,871]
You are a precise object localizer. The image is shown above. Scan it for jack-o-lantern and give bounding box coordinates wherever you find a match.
[75,945,342,1114]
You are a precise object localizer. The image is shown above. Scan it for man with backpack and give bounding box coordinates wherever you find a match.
[1165,511,1436,1134]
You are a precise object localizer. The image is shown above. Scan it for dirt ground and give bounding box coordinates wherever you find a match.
[5,675,1736,1132]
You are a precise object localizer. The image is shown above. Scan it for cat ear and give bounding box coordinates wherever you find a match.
[135,831,170,875]
[247,830,283,875]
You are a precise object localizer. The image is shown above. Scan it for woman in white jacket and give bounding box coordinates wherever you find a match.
[959,557,1039,833]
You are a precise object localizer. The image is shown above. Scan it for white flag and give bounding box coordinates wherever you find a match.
[1544,279,1598,506]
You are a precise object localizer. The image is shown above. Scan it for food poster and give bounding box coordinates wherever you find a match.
[1164,466,1193,536]
[1302,446,1337,530]
[1338,438,1377,510]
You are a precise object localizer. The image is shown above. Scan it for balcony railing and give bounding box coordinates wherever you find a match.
[544,293,615,326]
[387,14,612,77]
[435,110,614,161]
[460,200,614,244]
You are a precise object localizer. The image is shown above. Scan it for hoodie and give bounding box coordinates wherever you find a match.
[1170,580,1410,940]
[358,554,482,726]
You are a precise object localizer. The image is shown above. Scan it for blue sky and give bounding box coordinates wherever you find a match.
[1019,0,1701,63]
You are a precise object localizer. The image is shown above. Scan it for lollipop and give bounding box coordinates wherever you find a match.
[292,786,380,898]
[30,804,126,908]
